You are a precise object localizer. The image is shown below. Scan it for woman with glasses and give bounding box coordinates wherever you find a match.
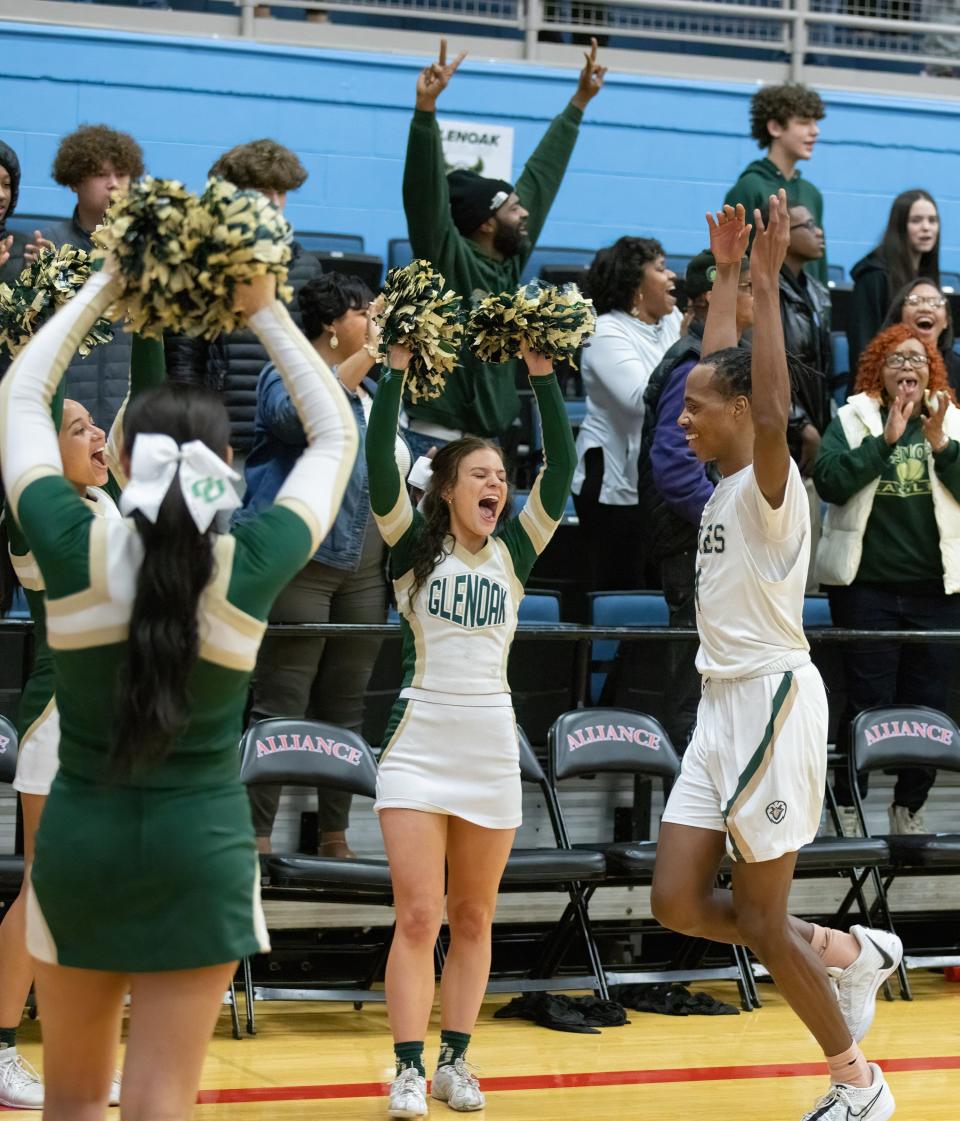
[813,323,960,835]
[882,277,960,394]
[847,189,941,376]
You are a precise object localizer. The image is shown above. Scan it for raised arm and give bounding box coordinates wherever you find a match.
[365,346,416,549]
[105,333,167,495]
[748,189,792,508]
[700,203,750,358]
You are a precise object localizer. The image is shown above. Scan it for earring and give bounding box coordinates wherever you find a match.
[330,332,339,350]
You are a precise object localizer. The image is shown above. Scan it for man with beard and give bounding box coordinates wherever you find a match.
[401,38,606,454]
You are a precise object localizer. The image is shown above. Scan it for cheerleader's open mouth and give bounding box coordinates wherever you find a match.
[91,448,107,469]
[478,496,500,525]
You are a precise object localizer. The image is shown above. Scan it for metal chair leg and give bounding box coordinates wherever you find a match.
[228,977,242,1040]
[243,956,257,1035]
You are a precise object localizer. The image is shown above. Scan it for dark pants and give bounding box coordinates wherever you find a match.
[659,549,702,752]
[827,580,960,811]
[573,447,648,591]
[247,516,387,838]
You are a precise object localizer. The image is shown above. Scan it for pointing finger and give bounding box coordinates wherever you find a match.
[439,37,447,66]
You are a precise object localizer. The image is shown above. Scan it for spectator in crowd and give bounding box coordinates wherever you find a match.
[238,274,409,858]
[401,38,606,456]
[813,323,960,834]
[635,249,753,746]
[571,237,681,589]
[847,188,940,376]
[725,82,828,286]
[882,276,960,393]
[0,140,24,286]
[32,125,144,431]
[164,139,323,458]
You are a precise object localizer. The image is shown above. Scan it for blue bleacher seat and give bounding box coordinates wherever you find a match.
[803,595,832,628]
[588,591,670,702]
[388,238,413,272]
[521,246,595,285]
[7,589,30,620]
[665,254,693,278]
[517,591,561,625]
[297,231,364,254]
[941,271,960,293]
[564,399,587,428]
[827,263,847,287]
[4,214,65,239]
[831,331,850,406]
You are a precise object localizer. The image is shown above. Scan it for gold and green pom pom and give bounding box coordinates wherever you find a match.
[92,176,203,337]
[374,259,464,404]
[468,280,596,366]
[191,177,294,337]
[0,245,114,357]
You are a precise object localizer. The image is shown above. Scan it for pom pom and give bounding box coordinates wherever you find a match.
[92,176,203,337]
[374,260,464,404]
[0,245,114,357]
[468,280,596,366]
[191,177,294,337]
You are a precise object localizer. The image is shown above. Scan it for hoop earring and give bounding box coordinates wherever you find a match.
[330,332,339,350]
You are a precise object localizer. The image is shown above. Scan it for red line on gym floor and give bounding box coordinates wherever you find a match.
[193,1055,960,1104]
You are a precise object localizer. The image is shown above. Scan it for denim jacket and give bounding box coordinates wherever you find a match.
[235,362,384,571]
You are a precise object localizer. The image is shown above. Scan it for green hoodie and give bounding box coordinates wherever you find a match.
[725,157,828,287]
[402,103,583,438]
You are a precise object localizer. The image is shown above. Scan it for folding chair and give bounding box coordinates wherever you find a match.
[547,707,758,1010]
[850,704,960,989]
[238,718,393,1033]
[0,715,23,908]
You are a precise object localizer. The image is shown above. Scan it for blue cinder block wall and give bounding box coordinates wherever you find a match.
[2,21,959,273]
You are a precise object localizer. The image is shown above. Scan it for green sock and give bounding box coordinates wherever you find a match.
[394,1041,425,1078]
[0,1027,16,1050]
[438,1030,471,1068]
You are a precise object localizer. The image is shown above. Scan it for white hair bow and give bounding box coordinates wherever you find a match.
[119,433,241,533]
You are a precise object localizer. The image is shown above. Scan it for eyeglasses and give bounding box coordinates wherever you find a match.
[904,295,947,309]
[789,219,819,232]
[884,352,929,369]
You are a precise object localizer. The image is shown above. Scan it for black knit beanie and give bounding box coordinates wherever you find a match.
[448,169,514,237]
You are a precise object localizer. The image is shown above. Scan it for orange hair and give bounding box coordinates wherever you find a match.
[853,323,953,403]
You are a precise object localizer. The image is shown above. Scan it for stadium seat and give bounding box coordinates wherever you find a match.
[238,718,394,1031]
[827,263,847,287]
[830,331,850,405]
[587,591,670,703]
[387,237,413,271]
[297,231,365,254]
[664,253,692,278]
[521,246,595,285]
[517,590,561,624]
[803,595,832,628]
[3,214,64,241]
[941,271,960,293]
[313,250,383,291]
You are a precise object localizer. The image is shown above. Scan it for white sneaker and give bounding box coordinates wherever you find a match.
[388,1067,428,1118]
[824,805,862,837]
[889,804,927,834]
[431,1059,485,1111]
[835,925,903,1042]
[800,1063,894,1120]
[109,1069,122,1106]
[0,1047,44,1109]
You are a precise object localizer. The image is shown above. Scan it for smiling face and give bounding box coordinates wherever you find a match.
[444,447,509,544]
[59,399,108,489]
[634,255,677,323]
[906,198,939,258]
[900,283,947,349]
[677,362,749,465]
[769,115,820,162]
[880,336,930,407]
[329,303,369,359]
[491,193,530,259]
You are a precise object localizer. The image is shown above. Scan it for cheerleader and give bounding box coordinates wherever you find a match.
[365,342,575,1117]
[0,261,357,1118]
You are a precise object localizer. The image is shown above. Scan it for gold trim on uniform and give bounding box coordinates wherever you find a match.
[10,550,44,592]
[19,695,57,752]
[518,476,555,555]
[376,489,414,548]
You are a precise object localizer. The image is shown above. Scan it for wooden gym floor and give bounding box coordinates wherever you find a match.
[3,974,959,1119]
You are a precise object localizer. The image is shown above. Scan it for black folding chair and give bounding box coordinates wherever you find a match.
[0,715,23,908]
[238,718,393,1034]
[850,704,960,993]
[547,707,757,1010]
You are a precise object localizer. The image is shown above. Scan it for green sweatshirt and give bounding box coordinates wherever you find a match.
[402,103,584,438]
[725,157,828,287]
[813,412,960,584]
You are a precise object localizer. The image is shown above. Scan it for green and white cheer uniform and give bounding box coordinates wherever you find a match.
[365,368,575,829]
[8,334,164,796]
[0,270,357,971]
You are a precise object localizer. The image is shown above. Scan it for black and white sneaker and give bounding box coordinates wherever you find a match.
[800,1063,894,1120]
[833,926,903,1042]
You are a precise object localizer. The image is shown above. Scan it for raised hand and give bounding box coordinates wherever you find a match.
[388,344,413,371]
[233,272,277,320]
[884,389,914,446]
[571,37,608,110]
[520,343,554,378]
[706,203,750,266]
[415,38,467,112]
[0,234,11,270]
[24,230,54,267]
[921,388,950,452]
[750,189,790,285]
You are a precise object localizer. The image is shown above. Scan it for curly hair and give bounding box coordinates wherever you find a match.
[750,83,825,148]
[853,323,952,402]
[298,272,373,341]
[209,139,308,192]
[408,438,513,603]
[585,237,665,316]
[52,125,145,187]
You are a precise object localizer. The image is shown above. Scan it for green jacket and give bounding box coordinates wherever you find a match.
[402,103,584,437]
[725,158,828,287]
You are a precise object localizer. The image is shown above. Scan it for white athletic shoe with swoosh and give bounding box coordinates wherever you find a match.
[800,1063,894,1121]
[833,926,903,1042]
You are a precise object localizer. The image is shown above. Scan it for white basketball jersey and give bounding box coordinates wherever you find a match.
[695,460,810,679]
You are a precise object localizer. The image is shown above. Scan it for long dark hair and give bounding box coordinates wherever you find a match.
[408,437,513,603]
[586,237,665,316]
[113,384,232,775]
[881,275,954,354]
[878,189,940,297]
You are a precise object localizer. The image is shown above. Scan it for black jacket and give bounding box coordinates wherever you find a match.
[164,241,323,453]
[779,266,832,435]
[43,209,134,432]
[847,249,889,379]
